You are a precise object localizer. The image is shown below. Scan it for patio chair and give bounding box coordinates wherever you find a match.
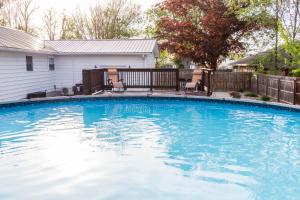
[107,69,126,92]
[185,69,203,92]
[72,84,84,95]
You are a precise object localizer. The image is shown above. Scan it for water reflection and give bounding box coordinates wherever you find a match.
[0,100,300,200]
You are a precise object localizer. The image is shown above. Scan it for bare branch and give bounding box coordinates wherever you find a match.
[16,0,39,34]
[43,8,59,40]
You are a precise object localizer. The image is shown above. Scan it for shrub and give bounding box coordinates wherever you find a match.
[260,96,271,101]
[244,92,258,97]
[230,91,241,99]
[291,68,300,77]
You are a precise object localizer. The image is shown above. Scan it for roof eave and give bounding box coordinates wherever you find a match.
[0,46,56,55]
[53,52,154,56]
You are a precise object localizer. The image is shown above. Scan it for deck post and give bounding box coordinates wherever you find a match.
[176,69,180,91]
[150,69,153,92]
[256,74,259,95]
[293,79,297,105]
[277,78,280,102]
[82,69,91,95]
[266,76,268,96]
[200,71,205,92]
[207,70,212,96]
[100,69,105,91]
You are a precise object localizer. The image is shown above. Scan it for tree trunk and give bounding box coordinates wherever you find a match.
[209,60,218,71]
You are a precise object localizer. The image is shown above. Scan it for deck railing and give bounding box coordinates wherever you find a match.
[82,68,213,96]
[82,68,300,104]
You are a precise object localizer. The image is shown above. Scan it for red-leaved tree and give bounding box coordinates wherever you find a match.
[155,0,260,70]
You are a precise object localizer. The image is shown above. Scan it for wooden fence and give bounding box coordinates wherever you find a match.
[82,68,300,104]
[209,71,300,105]
[83,68,213,96]
[212,72,253,91]
[251,74,300,105]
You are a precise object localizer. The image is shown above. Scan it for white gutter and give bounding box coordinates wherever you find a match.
[53,52,154,56]
[0,46,56,55]
[0,46,155,56]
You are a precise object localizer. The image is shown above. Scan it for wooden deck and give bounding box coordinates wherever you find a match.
[82,68,213,96]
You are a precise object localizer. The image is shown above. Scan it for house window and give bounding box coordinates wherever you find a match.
[49,57,55,71]
[26,56,33,71]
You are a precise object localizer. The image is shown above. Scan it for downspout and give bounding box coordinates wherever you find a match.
[72,56,75,86]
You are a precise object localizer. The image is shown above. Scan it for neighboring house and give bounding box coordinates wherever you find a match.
[0,27,159,102]
[227,52,272,72]
[229,54,261,72]
[229,49,293,74]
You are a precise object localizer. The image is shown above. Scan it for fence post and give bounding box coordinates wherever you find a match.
[277,78,280,102]
[150,69,153,92]
[256,74,259,95]
[207,70,212,96]
[243,73,246,90]
[266,76,268,96]
[293,79,297,105]
[82,69,91,95]
[100,69,105,91]
[176,69,180,91]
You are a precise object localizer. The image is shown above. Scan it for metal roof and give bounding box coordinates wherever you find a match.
[229,52,269,66]
[45,39,158,55]
[0,26,54,53]
[0,27,159,56]
[229,49,291,69]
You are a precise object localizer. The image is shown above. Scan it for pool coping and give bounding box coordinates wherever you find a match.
[0,94,300,112]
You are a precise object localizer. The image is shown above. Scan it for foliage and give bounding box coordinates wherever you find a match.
[154,0,263,70]
[76,0,142,39]
[145,6,167,38]
[250,23,300,72]
[279,24,300,69]
[230,91,241,99]
[0,0,38,35]
[260,96,270,101]
[43,8,59,40]
[173,57,184,69]
[0,0,4,26]
[0,0,142,39]
[244,91,258,97]
[230,0,300,60]
[277,0,300,42]
[291,68,300,77]
[156,50,171,68]
[60,13,84,39]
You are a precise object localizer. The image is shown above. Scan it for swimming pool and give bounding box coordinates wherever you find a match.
[0,97,300,200]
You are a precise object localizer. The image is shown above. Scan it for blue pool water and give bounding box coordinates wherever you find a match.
[0,98,300,200]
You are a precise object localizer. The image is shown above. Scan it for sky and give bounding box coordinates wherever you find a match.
[37,0,160,13]
[34,0,160,32]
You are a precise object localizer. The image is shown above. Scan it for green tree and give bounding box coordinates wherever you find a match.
[0,0,38,35]
[60,12,84,39]
[279,24,300,68]
[85,0,142,39]
[153,0,270,70]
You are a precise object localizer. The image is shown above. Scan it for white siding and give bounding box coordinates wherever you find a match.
[0,52,156,102]
[54,54,155,88]
[0,51,55,102]
[145,53,156,68]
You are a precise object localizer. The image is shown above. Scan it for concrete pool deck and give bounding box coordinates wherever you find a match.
[0,91,300,112]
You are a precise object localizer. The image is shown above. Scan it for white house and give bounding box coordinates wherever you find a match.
[0,27,159,102]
